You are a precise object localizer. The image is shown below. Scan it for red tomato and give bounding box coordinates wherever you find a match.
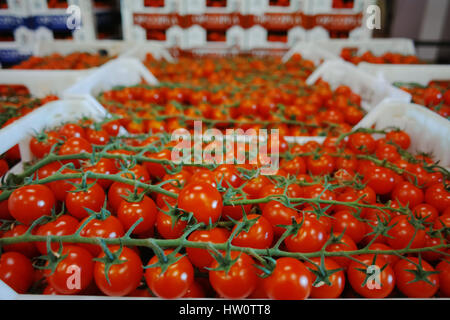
[117,195,157,235]
[394,257,439,298]
[58,123,86,139]
[285,215,328,253]
[306,154,335,176]
[387,215,426,249]
[436,260,450,297]
[326,232,357,269]
[0,252,34,293]
[347,254,395,298]
[425,183,450,213]
[231,214,274,249]
[2,224,39,258]
[362,166,396,195]
[46,245,94,295]
[391,181,424,208]
[78,215,125,256]
[209,252,258,299]
[264,257,312,300]
[262,200,299,236]
[347,133,376,154]
[94,246,143,296]
[35,215,79,254]
[412,203,438,223]
[305,257,345,298]
[186,228,229,270]
[8,185,55,225]
[178,182,223,225]
[145,250,194,299]
[155,205,188,239]
[65,183,106,220]
[332,210,366,244]
[58,137,93,168]
[29,131,61,158]
[386,130,411,149]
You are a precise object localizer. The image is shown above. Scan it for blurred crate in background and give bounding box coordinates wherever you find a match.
[0,0,33,67]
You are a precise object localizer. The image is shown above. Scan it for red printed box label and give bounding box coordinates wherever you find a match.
[133,13,180,29]
[313,13,363,31]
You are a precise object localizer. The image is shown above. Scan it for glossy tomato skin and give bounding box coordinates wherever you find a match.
[425,183,450,213]
[177,182,223,225]
[347,255,395,298]
[0,252,34,294]
[391,182,424,208]
[65,183,106,220]
[8,185,55,225]
[231,214,274,249]
[387,215,426,250]
[35,215,79,254]
[58,137,93,168]
[305,257,345,299]
[262,200,299,236]
[285,216,328,253]
[362,166,395,195]
[326,233,357,270]
[209,252,258,299]
[264,257,312,300]
[47,245,94,295]
[145,250,194,299]
[155,205,187,239]
[332,210,366,244]
[186,228,229,270]
[29,131,61,158]
[394,257,439,298]
[436,260,450,297]
[94,246,143,297]
[2,224,39,258]
[117,195,157,235]
[107,182,137,213]
[78,215,125,256]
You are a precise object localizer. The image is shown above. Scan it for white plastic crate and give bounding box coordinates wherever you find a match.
[306,59,412,112]
[120,41,176,62]
[0,98,108,174]
[354,101,450,167]
[0,68,90,97]
[0,40,33,68]
[179,0,240,15]
[32,39,133,57]
[281,41,340,65]
[63,57,158,112]
[357,63,450,86]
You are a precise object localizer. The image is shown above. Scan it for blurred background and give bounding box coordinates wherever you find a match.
[0,0,449,67]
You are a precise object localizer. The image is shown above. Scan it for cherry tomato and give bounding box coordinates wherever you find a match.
[264,257,312,300]
[231,214,274,249]
[0,252,34,294]
[305,257,345,299]
[285,215,328,253]
[35,215,79,254]
[117,195,157,235]
[145,250,194,299]
[8,185,55,225]
[66,183,106,220]
[94,246,143,296]
[186,228,229,270]
[394,257,439,298]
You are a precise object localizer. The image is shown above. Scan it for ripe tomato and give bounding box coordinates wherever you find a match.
[282,157,306,176]
[285,215,328,253]
[332,210,366,244]
[94,246,143,296]
[347,132,376,154]
[83,158,118,189]
[231,214,274,249]
[394,257,439,298]
[78,215,125,256]
[183,279,206,298]
[85,128,110,145]
[145,250,194,299]
[368,243,400,265]
[412,203,438,223]
[264,257,312,300]
[66,183,106,220]
[305,257,345,299]
[209,252,258,299]
[0,252,34,294]
[262,200,299,236]
[425,183,450,213]
[29,131,61,158]
[35,215,79,254]
[155,205,187,239]
[186,228,229,270]
[8,185,55,225]
[347,255,395,298]
[391,181,424,208]
[385,130,411,149]
[46,245,94,295]
[58,137,93,168]
[107,182,140,212]
[436,260,450,297]
[178,182,223,225]
[326,232,357,269]
[117,195,157,235]
[362,166,396,195]
[214,164,243,188]
[2,224,39,258]
[306,154,335,176]
[387,215,426,249]
[58,123,85,139]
